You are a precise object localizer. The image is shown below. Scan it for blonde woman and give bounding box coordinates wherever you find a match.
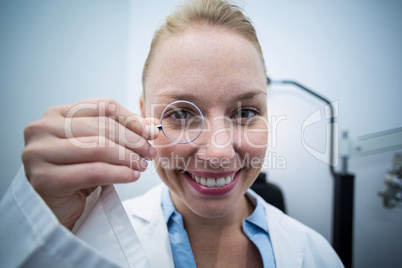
[1,0,343,267]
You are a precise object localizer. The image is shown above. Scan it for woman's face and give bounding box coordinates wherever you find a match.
[143,26,268,219]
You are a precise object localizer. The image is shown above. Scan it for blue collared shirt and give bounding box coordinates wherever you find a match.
[161,187,276,267]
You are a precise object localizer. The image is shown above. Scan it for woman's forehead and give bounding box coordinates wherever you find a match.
[152,83,266,105]
[146,27,266,103]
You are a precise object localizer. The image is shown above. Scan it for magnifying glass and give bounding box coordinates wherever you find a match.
[156,100,204,144]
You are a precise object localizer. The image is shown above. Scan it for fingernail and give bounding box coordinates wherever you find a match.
[146,125,159,137]
[141,158,148,169]
[149,146,157,158]
[133,170,140,179]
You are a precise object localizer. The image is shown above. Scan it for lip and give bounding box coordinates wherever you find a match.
[183,169,241,196]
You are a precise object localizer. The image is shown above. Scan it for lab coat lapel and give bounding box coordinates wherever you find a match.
[124,184,175,268]
[74,185,150,267]
[264,204,305,268]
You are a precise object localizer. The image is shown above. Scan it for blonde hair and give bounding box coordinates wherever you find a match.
[142,0,266,98]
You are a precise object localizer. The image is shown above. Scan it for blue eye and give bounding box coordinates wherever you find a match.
[173,110,188,120]
[165,108,193,121]
[236,109,256,118]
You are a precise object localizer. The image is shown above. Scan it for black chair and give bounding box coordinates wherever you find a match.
[251,172,286,213]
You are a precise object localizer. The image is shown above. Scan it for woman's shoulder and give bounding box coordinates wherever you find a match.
[247,188,323,237]
[248,189,344,267]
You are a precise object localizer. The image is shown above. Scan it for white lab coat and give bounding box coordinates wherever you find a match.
[0,167,344,267]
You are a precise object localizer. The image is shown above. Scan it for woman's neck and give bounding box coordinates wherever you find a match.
[170,192,254,235]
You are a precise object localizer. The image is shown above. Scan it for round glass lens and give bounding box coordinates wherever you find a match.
[160,100,204,144]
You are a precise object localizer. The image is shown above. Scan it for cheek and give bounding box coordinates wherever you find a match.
[242,132,268,151]
[153,136,195,195]
[153,134,194,170]
[236,124,268,170]
[238,123,268,155]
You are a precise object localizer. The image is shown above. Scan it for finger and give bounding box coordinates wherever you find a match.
[56,98,158,139]
[25,115,158,159]
[59,98,132,119]
[24,136,150,171]
[53,117,157,159]
[144,117,161,139]
[116,113,159,140]
[30,162,141,195]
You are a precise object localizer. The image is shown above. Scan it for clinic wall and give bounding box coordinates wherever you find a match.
[123,1,402,267]
[0,0,130,195]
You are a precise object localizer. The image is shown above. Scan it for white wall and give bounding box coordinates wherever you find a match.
[1,0,401,267]
[0,0,130,194]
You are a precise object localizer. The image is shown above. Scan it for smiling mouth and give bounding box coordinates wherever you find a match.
[184,171,236,187]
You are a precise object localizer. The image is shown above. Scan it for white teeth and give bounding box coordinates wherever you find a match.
[207,178,216,187]
[188,173,236,187]
[216,178,225,187]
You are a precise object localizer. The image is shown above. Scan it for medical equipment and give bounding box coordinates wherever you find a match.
[268,77,402,268]
[378,153,402,209]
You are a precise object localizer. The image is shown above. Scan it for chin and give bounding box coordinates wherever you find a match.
[190,194,244,218]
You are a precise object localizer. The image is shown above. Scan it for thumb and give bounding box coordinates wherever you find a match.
[144,117,160,140]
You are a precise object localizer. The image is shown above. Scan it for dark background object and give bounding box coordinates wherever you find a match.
[332,172,355,268]
[251,172,286,213]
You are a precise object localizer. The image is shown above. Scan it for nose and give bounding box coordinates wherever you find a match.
[196,115,236,163]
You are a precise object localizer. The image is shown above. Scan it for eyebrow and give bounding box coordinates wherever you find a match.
[158,89,267,103]
[235,90,267,101]
[158,92,199,103]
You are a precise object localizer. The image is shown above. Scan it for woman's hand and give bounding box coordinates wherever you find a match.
[21,98,158,230]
